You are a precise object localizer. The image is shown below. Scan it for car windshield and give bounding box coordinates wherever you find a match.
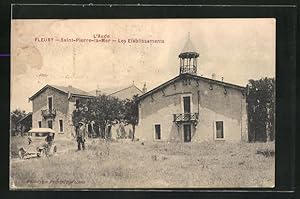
[33,132,49,137]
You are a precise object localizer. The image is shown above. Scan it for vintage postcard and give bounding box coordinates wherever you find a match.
[10,19,275,189]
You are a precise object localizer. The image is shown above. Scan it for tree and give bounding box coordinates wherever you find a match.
[91,94,124,139]
[72,94,124,139]
[71,101,89,137]
[246,77,275,142]
[123,94,139,141]
[10,109,27,136]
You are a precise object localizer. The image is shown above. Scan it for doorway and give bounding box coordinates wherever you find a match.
[107,125,112,139]
[183,124,191,142]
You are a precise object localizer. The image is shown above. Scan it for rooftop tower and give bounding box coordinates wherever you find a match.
[178,32,199,75]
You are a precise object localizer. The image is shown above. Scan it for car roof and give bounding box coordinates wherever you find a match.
[28,128,56,133]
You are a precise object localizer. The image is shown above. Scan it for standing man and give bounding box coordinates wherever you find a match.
[76,121,87,151]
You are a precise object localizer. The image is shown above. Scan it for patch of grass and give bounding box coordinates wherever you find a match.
[10,140,275,188]
[256,149,275,157]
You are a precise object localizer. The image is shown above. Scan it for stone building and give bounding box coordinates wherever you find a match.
[30,84,143,139]
[89,83,143,100]
[29,85,94,138]
[135,36,248,142]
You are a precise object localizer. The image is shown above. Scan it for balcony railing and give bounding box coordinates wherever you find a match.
[41,109,56,119]
[173,112,199,123]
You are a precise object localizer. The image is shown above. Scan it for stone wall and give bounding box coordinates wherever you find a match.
[31,87,71,138]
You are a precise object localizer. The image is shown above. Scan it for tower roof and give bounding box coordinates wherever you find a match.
[179,33,199,58]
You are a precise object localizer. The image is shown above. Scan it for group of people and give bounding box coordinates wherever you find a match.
[35,121,87,151]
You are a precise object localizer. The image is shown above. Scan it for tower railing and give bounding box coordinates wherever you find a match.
[180,66,197,74]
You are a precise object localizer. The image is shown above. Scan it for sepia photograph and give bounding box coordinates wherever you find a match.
[10,18,275,189]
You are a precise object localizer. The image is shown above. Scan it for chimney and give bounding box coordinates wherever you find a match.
[67,85,72,99]
[96,84,100,96]
[212,73,216,80]
[221,77,224,82]
[68,85,73,92]
[96,90,101,96]
[142,83,147,93]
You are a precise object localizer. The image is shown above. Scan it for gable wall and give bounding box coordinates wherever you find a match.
[136,77,248,142]
[110,86,142,100]
[31,87,71,137]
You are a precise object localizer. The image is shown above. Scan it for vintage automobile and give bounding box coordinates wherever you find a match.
[18,128,57,159]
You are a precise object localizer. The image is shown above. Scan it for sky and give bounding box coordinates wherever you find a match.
[11,19,275,112]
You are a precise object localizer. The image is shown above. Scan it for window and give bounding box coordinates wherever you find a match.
[38,121,42,128]
[48,96,53,110]
[48,120,53,129]
[59,120,63,132]
[183,96,191,113]
[154,124,161,140]
[215,121,224,139]
[75,99,80,107]
[181,94,193,114]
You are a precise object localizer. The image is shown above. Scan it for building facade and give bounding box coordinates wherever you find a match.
[89,84,143,100]
[135,36,248,142]
[29,85,94,138]
[30,84,143,139]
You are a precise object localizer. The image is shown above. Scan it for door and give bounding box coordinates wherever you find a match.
[107,125,112,139]
[183,124,191,142]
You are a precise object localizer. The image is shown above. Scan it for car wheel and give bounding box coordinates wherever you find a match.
[39,149,46,158]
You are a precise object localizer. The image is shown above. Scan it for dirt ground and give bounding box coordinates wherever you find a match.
[10,137,275,189]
